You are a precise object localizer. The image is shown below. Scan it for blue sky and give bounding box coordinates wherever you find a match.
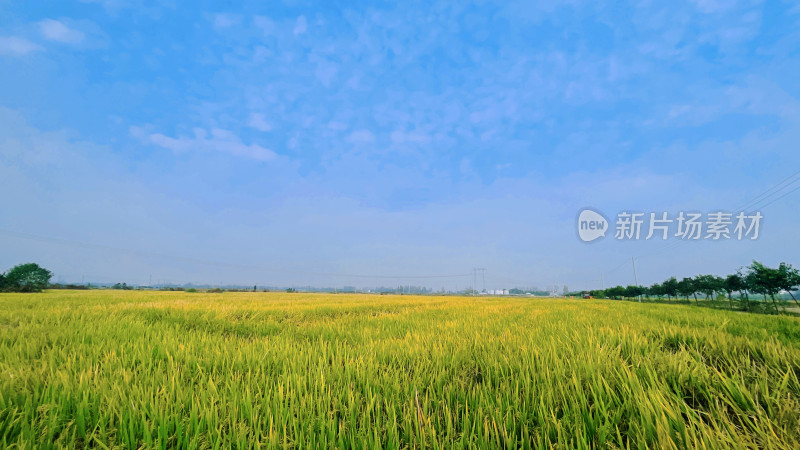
[1,0,799,290]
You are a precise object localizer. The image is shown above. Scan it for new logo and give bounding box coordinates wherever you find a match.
[577,209,608,242]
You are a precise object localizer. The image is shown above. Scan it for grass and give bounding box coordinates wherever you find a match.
[1,290,799,449]
[604,295,800,317]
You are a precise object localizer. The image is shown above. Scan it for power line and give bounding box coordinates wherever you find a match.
[754,182,800,210]
[634,170,800,261]
[600,168,800,287]
[604,259,631,276]
[471,268,486,295]
[730,169,800,214]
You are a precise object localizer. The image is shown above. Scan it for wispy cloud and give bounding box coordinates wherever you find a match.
[293,16,307,36]
[0,36,41,55]
[79,0,129,10]
[346,130,375,145]
[39,19,85,44]
[390,130,430,145]
[247,113,272,132]
[131,127,277,162]
[213,13,241,29]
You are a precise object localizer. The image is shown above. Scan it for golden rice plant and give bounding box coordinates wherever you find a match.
[1,290,798,448]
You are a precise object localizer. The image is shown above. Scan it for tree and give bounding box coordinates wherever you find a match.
[648,283,663,300]
[662,277,678,302]
[723,273,746,310]
[777,262,800,307]
[746,261,783,313]
[735,269,753,309]
[605,286,625,299]
[677,277,696,302]
[3,263,53,292]
[590,289,606,299]
[624,285,644,300]
[745,269,765,305]
[694,274,724,301]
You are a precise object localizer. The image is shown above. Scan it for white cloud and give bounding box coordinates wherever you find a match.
[390,130,430,145]
[328,121,348,131]
[690,0,737,14]
[132,126,277,162]
[39,19,85,44]
[213,14,241,29]
[346,130,375,144]
[247,113,273,132]
[79,0,129,9]
[254,16,276,34]
[0,36,41,55]
[293,16,307,36]
[315,62,338,86]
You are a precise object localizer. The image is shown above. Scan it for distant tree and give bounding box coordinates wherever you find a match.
[777,262,800,307]
[677,277,696,302]
[662,277,679,302]
[624,285,644,300]
[735,270,752,308]
[112,282,133,290]
[745,269,765,304]
[0,273,5,291]
[589,289,606,299]
[3,263,53,292]
[713,275,726,300]
[604,286,625,299]
[649,283,664,300]
[723,273,746,310]
[694,275,723,301]
[746,261,783,313]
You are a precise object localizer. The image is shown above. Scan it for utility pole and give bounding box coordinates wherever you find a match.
[631,257,640,303]
[472,268,477,296]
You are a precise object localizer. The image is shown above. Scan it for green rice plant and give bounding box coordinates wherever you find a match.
[0,290,798,448]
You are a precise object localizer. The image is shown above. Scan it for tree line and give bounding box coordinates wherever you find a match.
[2,260,799,315]
[589,261,800,313]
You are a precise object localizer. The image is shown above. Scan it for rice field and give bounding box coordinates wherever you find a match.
[1,290,799,449]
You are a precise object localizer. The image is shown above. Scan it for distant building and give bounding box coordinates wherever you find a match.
[487,289,509,295]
